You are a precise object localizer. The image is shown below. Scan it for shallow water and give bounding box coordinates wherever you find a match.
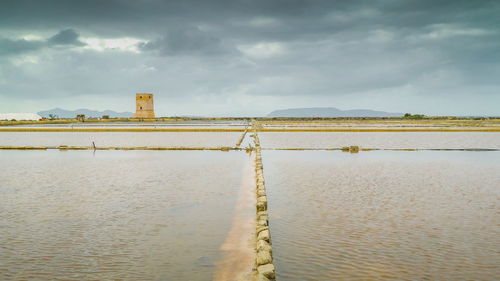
[262,121,495,128]
[6,120,248,129]
[260,132,500,149]
[0,132,241,147]
[263,150,500,280]
[263,126,496,130]
[0,150,250,281]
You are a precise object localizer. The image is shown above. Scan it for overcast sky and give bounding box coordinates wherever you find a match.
[1,0,499,116]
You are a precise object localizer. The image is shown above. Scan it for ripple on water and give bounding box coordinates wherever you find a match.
[264,150,500,281]
[260,132,500,149]
[0,131,242,147]
[0,150,247,281]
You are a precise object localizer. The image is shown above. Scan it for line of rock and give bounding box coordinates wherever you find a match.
[253,131,276,281]
[236,129,248,147]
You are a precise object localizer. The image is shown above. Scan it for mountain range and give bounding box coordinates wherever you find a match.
[38,108,133,118]
[267,107,403,117]
[37,107,403,118]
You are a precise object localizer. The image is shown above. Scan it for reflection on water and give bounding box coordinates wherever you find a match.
[264,150,500,280]
[260,132,500,149]
[0,150,248,281]
[0,132,241,147]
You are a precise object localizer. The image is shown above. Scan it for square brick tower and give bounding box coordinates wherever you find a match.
[133,93,155,118]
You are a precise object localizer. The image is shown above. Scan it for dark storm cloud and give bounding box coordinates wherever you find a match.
[0,29,85,56]
[0,38,44,56]
[138,26,232,56]
[1,0,499,115]
[1,0,498,38]
[1,1,498,51]
[48,29,85,46]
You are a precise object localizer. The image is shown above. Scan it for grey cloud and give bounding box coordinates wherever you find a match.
[1,0,499,115]
[0,29,85,57]
[1,1,497,39]
[0,38,45,56]
[138,26,231,56]
[48,29,85,46]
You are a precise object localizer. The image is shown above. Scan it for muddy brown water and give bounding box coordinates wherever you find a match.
[2,128,499,281]
[263,150,500,280]
[0,150,252,281]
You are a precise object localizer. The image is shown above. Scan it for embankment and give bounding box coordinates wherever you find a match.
[252,130,276,281]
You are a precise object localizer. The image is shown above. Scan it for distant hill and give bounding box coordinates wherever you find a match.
[268,107,403,117]
[38,108,133,118]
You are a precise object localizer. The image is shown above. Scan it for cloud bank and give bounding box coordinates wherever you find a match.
[0,0,499,116]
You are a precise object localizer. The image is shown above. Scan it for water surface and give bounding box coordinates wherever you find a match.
[7,122,247,130]
[0,132,241,147]
[264,150,500,280]
[260,132,500,149]
[0,150,249,281]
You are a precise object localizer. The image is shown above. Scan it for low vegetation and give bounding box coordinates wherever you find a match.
[403,113,426,119]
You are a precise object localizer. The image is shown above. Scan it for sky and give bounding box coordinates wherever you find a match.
[1,0,499,116]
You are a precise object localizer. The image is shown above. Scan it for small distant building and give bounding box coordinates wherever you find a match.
[133,93,155,118]
[102,115,110,119]
[0,113,42,121]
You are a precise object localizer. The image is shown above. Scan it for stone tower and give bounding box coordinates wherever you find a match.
[133,93,155,118]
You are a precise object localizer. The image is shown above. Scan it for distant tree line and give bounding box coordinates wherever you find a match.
[403,113,425,119]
